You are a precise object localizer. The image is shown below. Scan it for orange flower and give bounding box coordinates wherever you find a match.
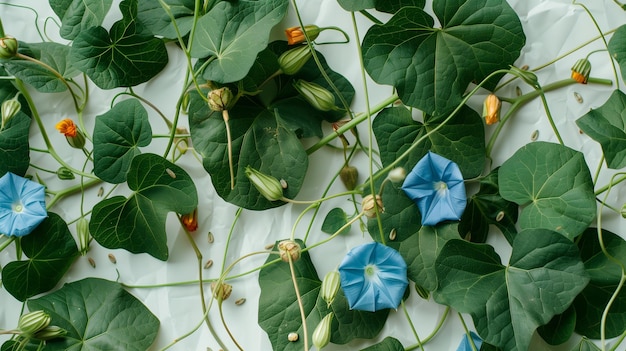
[482,94,501,125]
[285,25,321,45]
[55,119,77,137]
[571,58,591,84]
[181,208,198,232]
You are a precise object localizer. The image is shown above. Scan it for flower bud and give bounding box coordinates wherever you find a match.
[571,58,591,84]
[387,167,406,183]
[285,25,321,45]
[361,194,383,218]
[0,37,18,59]
[320,271,340,307]
[312,312,333,349]
[278,46,312,75]
[55,119,85,149]
[18,311,51,336]
[181,208,198,232]
[482,94,501,125]
[207,87,233,112]
[76,217,90,254]
[278,240,301,263]
[339,165,358,190]
[245,166,284,201]
[621,204,626,219]
[510,65,539,88]
[211,281,233,302]
[56,166,75,180]
[1,98,20,129]
[33,326,67,341]
[293,79,336,111]
[415,284,430,300]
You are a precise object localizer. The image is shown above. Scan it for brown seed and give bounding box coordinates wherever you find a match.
[204,259,213,269]
[265,243,275,250]
[496,211,505,222]
[574,92,583,103]
[208,232,214,244]
[108,253,117,264]
[235,298,246,305]
[97,187,104,197]
[287,332,299,342]
[88,257,96,268]
[515,86,522,96]
[520,64,529,71]
[389,228,397,241]
[166,168,176,178]
[530,130,539,141]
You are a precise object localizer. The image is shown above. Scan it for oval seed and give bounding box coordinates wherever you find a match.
[520,64,529,71]
[204,259,213,269]
[108,253,117,264]
[389,228,397,241]
[280,179,288,189]
[496,211,505,222]
[574,92,583,103]
[530,130,539,141]
[287,332,299,342]
[97,187,104,197]
[166,168,176,178]
[207,232,214,244]
[515,86,522,97]
[88,257,96,268]
[235,298,246,305]
[265,243,275,250]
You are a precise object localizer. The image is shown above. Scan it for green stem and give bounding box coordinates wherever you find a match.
[421,306,449,344]
[288,255,309,351]
[46,178,101,209]
[596,174,626,195]
[220,208,242,277]
[0,236,15,252]
[358,10,383,24]
[301,212,365,253]
[401,301,424,350]
[459,313,479,351]
[537,86,564,145]
[218,301,244,351]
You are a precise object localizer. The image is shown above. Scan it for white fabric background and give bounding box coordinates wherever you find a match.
[1,0,625,350]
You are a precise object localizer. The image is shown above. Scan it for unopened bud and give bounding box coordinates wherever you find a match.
[293,80,336,111]
[56,166,75,180]
[245,166,284,202]
[278,46,312,75]
[211,281,233,302]
[621,204,626,219]
[1,98,20,129]
[278,240,301,263]
[18,311,51,336]
[510,65,539,88]
[76,217,90,254]
[320,271,340,307]
[207,87,233,112]
[482,94,501,125]
[312,312,333,349]
[361,194,383,218]
[387,167,406,183]
[181,208,198,232]
[285,25,321,45]
[415,284,430,300]
[339,165,358,190]
[0,37,18,59]
[55,119,85,149]
[571,58,591,84]
[33,326,67,340]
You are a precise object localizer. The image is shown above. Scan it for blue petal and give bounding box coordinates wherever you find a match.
[0,173,47,237]
[456,331,483,351]
[338,242,408,312]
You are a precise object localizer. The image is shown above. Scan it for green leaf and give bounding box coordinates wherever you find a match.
[375,0,426,14]
[576,89,626,169]
[337,0,375,11]
[361,337,404,351]
[321,208,351,235]
[137,0,197,39]
[93,99,152,184]
[2,213,79,301]
[27,278,159,351]
[28,42,81,78]
[537,305,576,345]
[574,228,626,339]
[434,229,590,351]
[190,0,289,83]
[609,25,626,85]
[0,111,30,177]
[499,142,596,239]
[571,338,601,351]
[90,153,197,260]
[362,0,525,115]
[258,240,388,350]
[373,105,485,178]
[459,168,518,245]
[70,0,168,89]
[50,0,113,40]
[367,183,459,291]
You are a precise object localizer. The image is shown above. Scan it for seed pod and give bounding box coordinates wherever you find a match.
[312,313,333,349]
[278,240,301,263]
[361,194,383,218]
[320,271,340,307]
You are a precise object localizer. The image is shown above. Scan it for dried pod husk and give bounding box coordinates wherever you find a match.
[278,240,301,263]
[361,194,383,218]
[211,281,233,302]
[339,165,358,190]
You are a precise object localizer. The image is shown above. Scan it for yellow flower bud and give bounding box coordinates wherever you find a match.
[207,87,233,112]
[293,79,336,111]
[278,46,312,75]
[278,240,301,263]
[285,25,321,45]
[482,94,501,125]
[361,194,383,218]
[245,166,284,202]
[312,312,333,349]
[0,36,18,59]
[55,119,85,149]
[571,58,591,84]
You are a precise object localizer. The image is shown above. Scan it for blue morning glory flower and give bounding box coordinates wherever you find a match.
[401,151,466,226]
[456,331,483,351]
[338,242,408,312]
[0,172,47,237]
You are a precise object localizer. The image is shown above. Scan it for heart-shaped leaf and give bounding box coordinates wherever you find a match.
[50,0,113,40]
[459,168,518,245]
[70,0,168,89]
[337,0,375,11]
[434,229,590,351]
[360,337,404,351]
[190,0,288,83]
[0,111,30,177]
[499,142,596,239]
[574,228,626,339]
[27,278,159,351]
[608,25,626,85]
[258,240,389,350]
[362,0,525,115]
[576,89,626,169]
[321,208,351,235]
[89,153,197,260]
[137,0,196,39]
[2,213,79,301]
[537,305,576,346]
[375,0,426,14]
[372,105,485,178]
[93,99,152,184]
